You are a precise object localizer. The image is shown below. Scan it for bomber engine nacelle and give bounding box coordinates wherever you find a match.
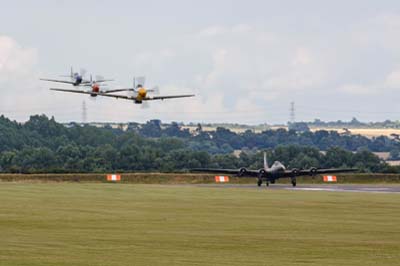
[291,168,299,176]
[258,169,266,176]
[309,167,318,176]
[238,167,248,177]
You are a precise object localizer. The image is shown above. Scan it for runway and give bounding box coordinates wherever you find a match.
[196,184,400,194]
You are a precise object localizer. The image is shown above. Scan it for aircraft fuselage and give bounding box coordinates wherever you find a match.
[263,161,286,179]
[256,161,295,186]
[73,75,83,86]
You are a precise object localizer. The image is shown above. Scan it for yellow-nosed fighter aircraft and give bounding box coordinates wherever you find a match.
[50,76,195,106]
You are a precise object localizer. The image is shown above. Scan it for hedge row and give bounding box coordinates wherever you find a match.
[1,173,400,184]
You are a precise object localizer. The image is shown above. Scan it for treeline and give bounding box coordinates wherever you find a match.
[132,120,400,153]
[0,115,397,173]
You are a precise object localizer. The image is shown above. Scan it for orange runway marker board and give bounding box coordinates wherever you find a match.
[215,176,230,183]
[107,174,121,182]
[323,175,337,182]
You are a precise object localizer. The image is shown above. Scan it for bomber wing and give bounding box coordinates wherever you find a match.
[191,168,259,177]
[281,168,358,178]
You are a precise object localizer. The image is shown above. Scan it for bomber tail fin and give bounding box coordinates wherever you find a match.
[263,152,269,170]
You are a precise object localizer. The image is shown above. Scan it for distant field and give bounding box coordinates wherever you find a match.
[1,173,400,184]
[309,127,400,138]
[184,125,400,138]
[0,183,399,266]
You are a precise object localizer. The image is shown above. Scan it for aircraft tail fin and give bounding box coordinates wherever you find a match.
[263,152,269,170]
[59,66,74,78]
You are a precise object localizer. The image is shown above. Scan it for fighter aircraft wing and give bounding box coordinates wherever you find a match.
[191,168,259,177]
[95,79,114,83]
[50,88,132,99]
[145,94,195,101]
[40,78,76,85]
[79,79,114,85]
[50,88,194,101]
[102,88,134,93]
[281,168,358,178]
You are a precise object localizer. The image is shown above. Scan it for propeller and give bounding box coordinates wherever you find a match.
[127,87,135,97]
[80,68,87,77]
[99,85,111,91]
[148,86,160,95]
[141,101,150,109]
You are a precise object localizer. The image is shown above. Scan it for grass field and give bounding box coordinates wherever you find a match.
[1,183,400,266]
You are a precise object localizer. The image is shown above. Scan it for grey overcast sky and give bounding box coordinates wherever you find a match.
[1,0,400,124]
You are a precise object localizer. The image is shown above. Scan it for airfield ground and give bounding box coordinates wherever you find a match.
[1,183,400,266]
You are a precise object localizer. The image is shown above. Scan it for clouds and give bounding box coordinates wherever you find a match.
[0,36,41,119]
[385,68,400,89]
[2,2,400,123]
[327,14,400,97]
[167,19,400,121]
[148,24,328,105]
[0,36,37,81]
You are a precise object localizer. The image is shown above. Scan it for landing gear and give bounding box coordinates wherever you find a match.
[257,178,262,187]
[291,177,297,187]
[266,181,269,187]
